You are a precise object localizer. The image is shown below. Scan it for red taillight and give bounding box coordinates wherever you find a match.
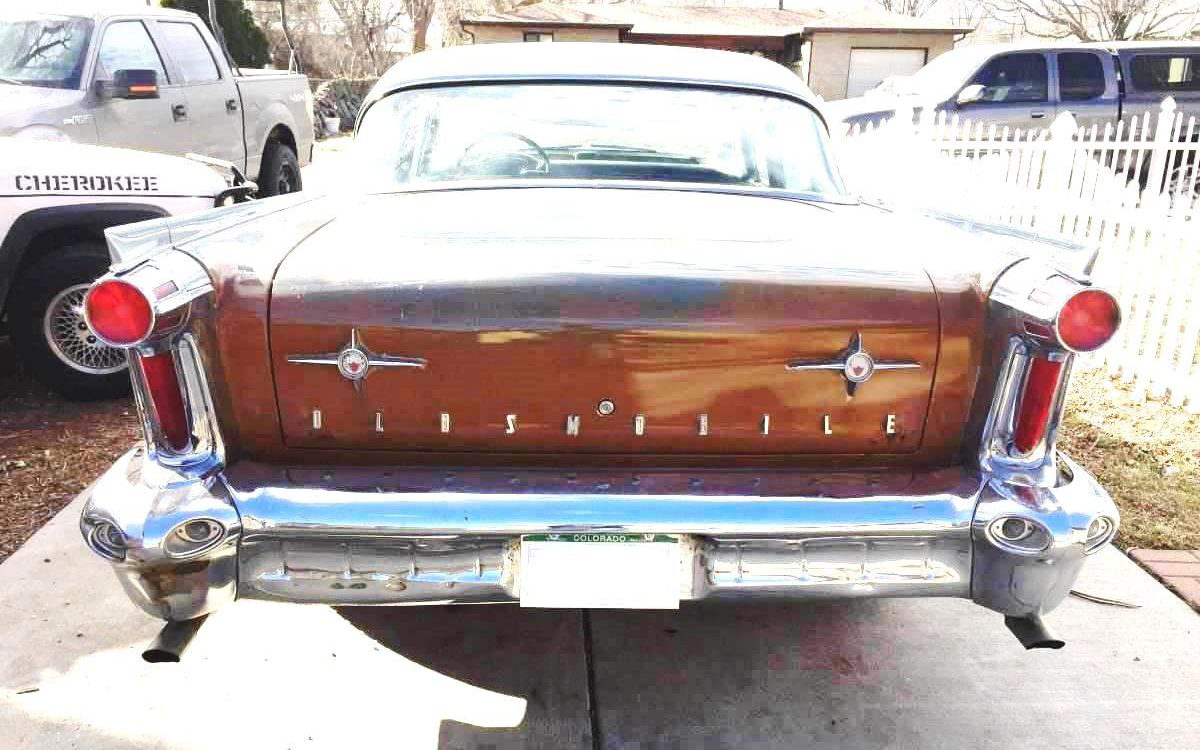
[1056,289,1120,353]
[137,353,189,451]
[1012,356,1064,455]
[85,280,153,346]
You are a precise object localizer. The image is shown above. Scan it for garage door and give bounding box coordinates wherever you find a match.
[846,48,928,98]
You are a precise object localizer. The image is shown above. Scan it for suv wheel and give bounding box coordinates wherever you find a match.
[259,142,302,197]
[9,242,131,400]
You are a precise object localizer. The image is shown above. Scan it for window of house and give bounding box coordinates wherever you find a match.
[1058,52,1105,101]
[1130,54,1200,92]
[95,21,167,83]
[523,32,554,42]
[969,53,1048,104]
[155,21,220,83]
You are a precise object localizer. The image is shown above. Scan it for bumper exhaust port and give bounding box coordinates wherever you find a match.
[1004,615,1065,650]
[143,615,208,663]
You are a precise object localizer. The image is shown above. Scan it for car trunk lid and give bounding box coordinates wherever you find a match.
[268,187,940,456]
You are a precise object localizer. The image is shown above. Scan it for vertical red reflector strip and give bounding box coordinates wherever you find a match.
[137,353,189,451]
[1012,356,1064,455]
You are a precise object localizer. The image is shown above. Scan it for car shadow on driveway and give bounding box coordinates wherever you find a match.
[335,556,1200,750]
[335,599,894,749]
[337,605,595,748]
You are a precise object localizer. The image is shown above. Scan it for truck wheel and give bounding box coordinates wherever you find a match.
[8,243,131,401]
[259,142,302,197]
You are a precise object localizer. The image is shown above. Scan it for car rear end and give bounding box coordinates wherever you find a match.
[77,189,1120,650]
[76,46,1121,653]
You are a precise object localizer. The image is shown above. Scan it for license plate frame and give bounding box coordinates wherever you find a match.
[519,533,681,609]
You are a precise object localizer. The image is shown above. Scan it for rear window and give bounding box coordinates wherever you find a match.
[356,83,846,198]
[1129,54,1200,92]
[1058,52,1105,101]
[155,21,219,84]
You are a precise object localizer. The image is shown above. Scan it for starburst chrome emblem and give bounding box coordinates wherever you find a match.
[785,332,919,396]
[287,328,425,391]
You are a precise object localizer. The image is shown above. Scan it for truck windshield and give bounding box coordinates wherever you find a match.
[0,15,93,89]
[356,83,846,198]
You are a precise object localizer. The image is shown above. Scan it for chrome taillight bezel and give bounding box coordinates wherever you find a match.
[90,249,222,475]
[129,333,224,473]
[976,260,1121,487]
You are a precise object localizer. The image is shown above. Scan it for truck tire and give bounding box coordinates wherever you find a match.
[8,242,131,401]
[259,142,302,197]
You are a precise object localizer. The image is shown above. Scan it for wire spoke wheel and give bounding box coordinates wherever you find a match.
[42,283,128,375]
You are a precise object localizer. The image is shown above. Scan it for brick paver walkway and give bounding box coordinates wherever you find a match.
[1129,549,1200,610]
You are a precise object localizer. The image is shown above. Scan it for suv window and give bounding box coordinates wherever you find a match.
[1058,52,1105,101]
[970,53,1048,103]
[1130,54,1200,92]
[95,20,167,83]
[155,21,219,84]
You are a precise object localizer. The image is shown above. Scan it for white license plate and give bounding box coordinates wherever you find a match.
[519,533,681,609]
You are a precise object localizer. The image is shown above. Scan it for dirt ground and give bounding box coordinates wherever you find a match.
[0,336,138,562]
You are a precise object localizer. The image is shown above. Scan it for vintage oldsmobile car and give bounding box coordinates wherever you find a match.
[78,44,1121,660]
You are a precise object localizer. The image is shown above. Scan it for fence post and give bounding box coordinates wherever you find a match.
[887,100,918,201]
[1037,111,1078,236]
[1143,97,1177,198]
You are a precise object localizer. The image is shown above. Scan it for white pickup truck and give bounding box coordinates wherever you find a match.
[0,4,313,196]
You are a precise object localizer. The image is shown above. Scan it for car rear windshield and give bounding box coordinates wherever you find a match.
[355,83,845,197]
[0,14,92,89]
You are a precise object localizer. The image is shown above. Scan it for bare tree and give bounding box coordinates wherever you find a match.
[981,0,1200,40]
[325,0,406,76]
[401,0,436,53]
[873,0,942,16]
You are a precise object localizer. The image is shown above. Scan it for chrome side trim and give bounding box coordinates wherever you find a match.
[225,465,982,538]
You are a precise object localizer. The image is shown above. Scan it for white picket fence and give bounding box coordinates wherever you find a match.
[839,98,1200,412]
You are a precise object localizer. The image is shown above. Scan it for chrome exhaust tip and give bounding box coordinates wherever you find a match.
[1004,615,1064,650]
[143,615,208,663]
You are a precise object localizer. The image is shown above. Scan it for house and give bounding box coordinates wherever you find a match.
[460,2,974,100]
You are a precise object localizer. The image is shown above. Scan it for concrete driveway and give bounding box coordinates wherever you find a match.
[1,492,1198,749]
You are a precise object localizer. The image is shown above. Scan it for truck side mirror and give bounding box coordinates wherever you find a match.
[956,84,985,106]
[108,69,160,100]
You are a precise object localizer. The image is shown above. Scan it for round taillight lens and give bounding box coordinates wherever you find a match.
[85,279,153,346]
[1056,289,1120,352]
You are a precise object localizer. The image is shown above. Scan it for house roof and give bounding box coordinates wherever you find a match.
[462,2,974,38]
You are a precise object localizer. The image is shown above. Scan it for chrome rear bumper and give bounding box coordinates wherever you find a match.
[80,448,1117,621]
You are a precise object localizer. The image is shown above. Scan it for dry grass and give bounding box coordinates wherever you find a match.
[1061,367,1200,550]
[0,337,139,563]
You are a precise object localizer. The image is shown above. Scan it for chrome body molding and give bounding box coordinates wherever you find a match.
[287,328,426,392]
[80,448,1117,621]
[786,332,919,396]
